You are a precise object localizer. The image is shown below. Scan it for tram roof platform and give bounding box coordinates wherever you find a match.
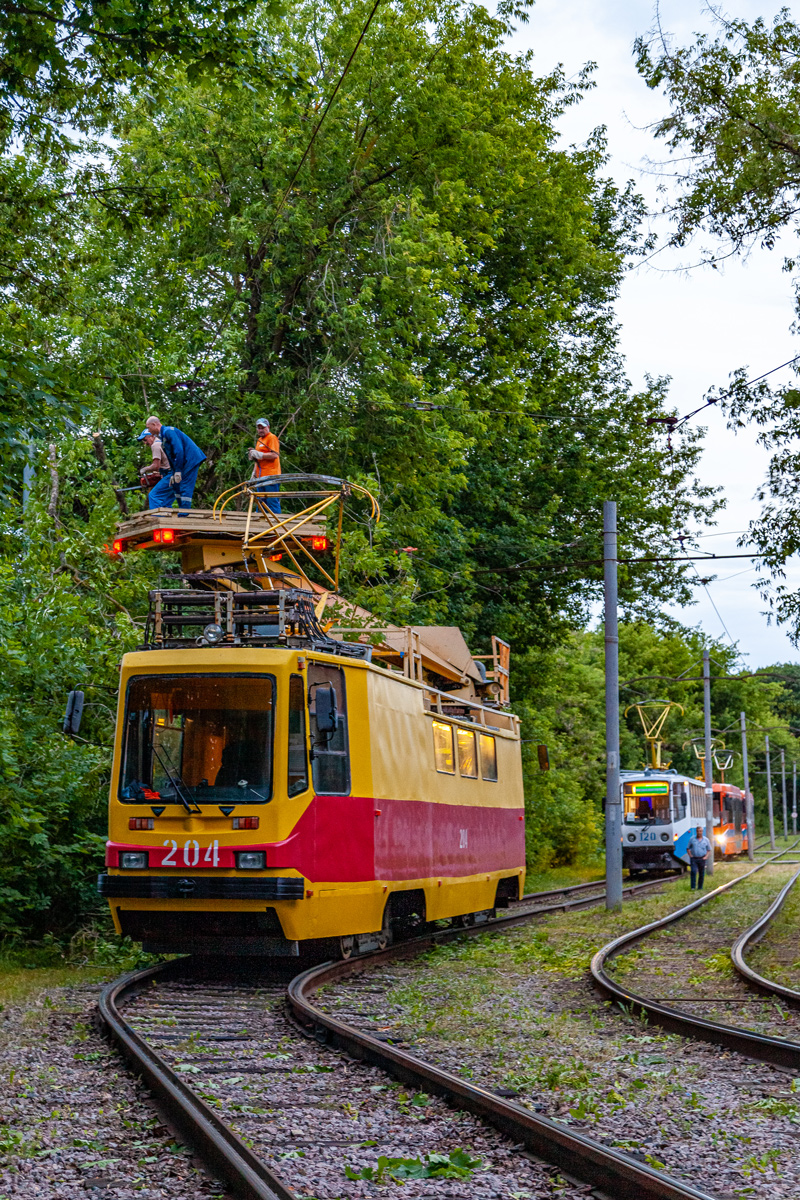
[114,507,326,552]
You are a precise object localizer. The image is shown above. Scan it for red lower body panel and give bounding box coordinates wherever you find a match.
[267,795,525,882]
[108,796,525,883]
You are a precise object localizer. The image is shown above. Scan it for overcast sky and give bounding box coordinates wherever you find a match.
[511,0,800,667]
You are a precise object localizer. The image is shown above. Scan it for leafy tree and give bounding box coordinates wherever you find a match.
[635,11,800,257]
[1,0,292,145]
[0,438,156,939]
[0,0,745,935]
[763,662,800,729]
[514,638,605,868]
[33,0,719,650]
[0,0,301,469]
[634,10,800,639]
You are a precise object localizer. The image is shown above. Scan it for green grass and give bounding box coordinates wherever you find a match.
[0,927,156,1009]
[522,863,605,893]
[0,962,116,1008]
[364,857,800,1179]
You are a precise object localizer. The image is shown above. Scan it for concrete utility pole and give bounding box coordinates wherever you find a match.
[793,760,797,838]
[741,713,754,862]
[604,501,623,911]
[765,735,777,851]
[781,748,788,840]
[702,648,714,877]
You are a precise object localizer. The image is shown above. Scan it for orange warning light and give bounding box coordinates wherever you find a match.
[153,529,176,544]
[311,536,329,551]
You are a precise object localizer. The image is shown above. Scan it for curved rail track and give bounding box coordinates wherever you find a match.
[731,868,800,1003]
[591,841,800,1069]
[98,871,722,1200]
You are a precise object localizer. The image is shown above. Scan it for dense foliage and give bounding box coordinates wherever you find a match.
[0,456,149,938]
[13,0,719,644]
[635,10,800,640]
[0,0,300,474]
[2,0,792,939]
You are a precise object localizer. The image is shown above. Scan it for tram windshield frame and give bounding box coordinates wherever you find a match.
[119,673,276,804]
[622,779,672,824]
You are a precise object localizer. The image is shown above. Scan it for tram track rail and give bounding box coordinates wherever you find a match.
[731,869,800,1004]
[591,840,800,1069]
[98,870,719,1200]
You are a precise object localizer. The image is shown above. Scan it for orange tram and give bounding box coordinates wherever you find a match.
[97,477,525,957]
[713,781,748,859]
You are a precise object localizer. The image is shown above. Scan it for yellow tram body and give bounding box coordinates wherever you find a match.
[103,645,525,954]
[99,484,526,956]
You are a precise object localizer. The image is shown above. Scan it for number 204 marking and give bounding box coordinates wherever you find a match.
[162,839,219,867]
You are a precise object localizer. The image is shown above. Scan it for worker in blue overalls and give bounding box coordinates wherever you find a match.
[137,417,206,511]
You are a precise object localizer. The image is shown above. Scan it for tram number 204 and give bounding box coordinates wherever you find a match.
[162,839,220,867]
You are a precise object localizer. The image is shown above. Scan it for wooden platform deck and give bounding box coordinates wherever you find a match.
[116,507,326,547]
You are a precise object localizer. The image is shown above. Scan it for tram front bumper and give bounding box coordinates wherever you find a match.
[622,848,682,871]
[97,874,305,900]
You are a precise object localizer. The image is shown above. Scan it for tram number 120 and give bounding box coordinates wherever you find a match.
[162,839,220,867]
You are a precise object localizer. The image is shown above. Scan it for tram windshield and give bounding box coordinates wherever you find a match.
[120,674,274,803]
[623,779,671,824]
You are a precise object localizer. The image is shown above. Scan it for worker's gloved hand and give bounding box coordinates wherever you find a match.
[171,471,182,486]
[247,448,260,460]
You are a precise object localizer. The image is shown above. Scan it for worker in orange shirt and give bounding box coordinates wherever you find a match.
[248,418,281,513]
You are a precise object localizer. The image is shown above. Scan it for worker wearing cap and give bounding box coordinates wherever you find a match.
[248,418,281,514]
[139,430,170,492]
[137,417,206,511]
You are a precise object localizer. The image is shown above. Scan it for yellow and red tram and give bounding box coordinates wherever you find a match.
[98,480,525,956]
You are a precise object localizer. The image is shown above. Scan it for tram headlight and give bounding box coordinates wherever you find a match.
[627,834,636,842]
[661,833,670,842]
[120,851,148,869]
[715,833,725,844]
[236,851,266,870]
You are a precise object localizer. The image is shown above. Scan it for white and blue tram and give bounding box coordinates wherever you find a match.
[621,769,709,876]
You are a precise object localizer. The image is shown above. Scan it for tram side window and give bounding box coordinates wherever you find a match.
[308,664,350,795]
[287,674,308,797]
[672,782,687,818]
[457,729,478,778]
[479,733,498,782]
[433,721,455,774]
[690,784,704,818]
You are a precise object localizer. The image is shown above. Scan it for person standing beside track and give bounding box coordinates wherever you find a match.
[687,825,712,891]
[248,417,281,514]
[137,416,206,511]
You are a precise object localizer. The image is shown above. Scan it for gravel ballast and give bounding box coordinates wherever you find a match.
[0,980,231,1199]
[118,967,597,1199]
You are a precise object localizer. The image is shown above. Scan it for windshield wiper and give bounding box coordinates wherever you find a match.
[237,779,268,802]
[152,745,200,814]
